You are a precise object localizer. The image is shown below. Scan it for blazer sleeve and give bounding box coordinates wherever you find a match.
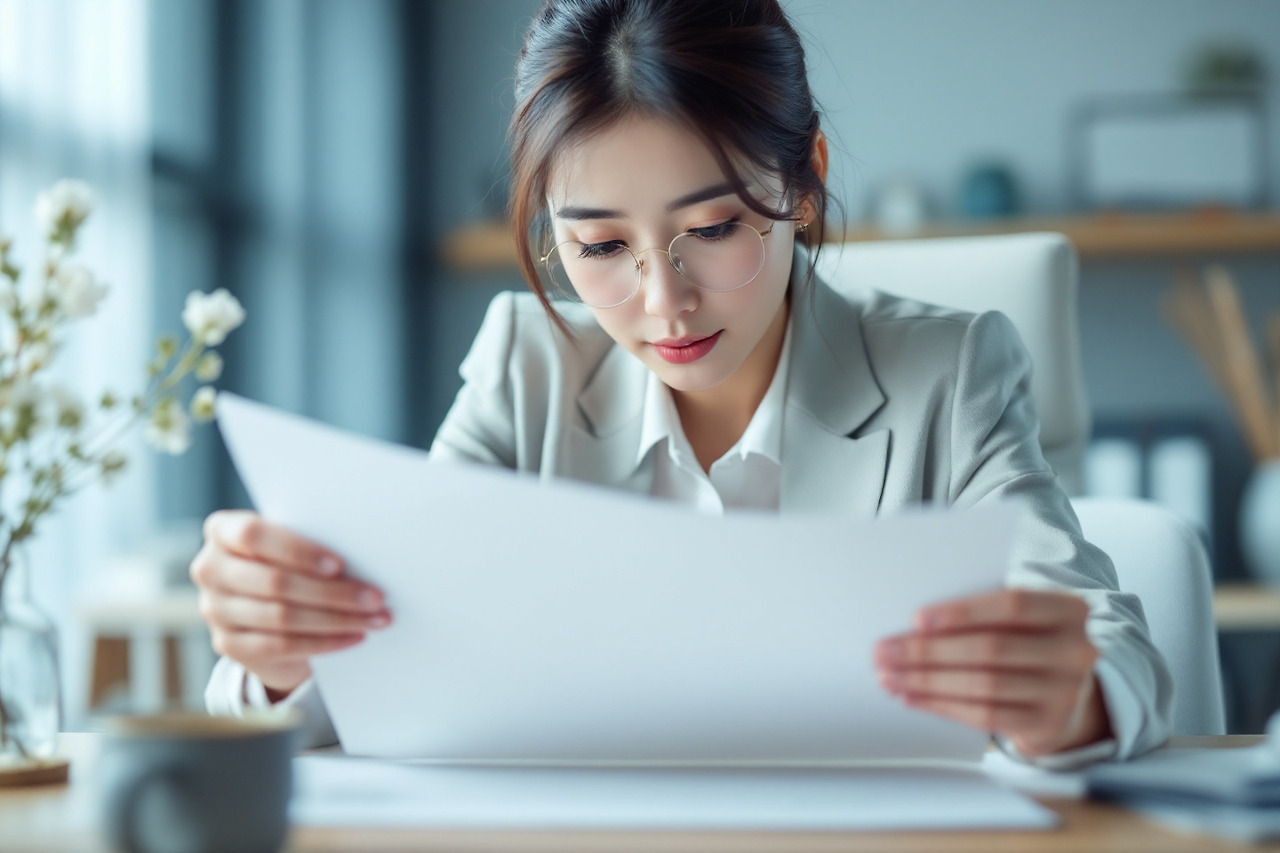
[946,310,1174,762]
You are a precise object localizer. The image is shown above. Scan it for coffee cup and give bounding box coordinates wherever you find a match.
[95,709,301,853]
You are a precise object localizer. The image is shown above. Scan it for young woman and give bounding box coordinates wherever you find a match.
[200,0,1171,765]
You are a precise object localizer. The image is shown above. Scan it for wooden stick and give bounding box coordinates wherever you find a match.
[1204,265,1276,460]
[1165,269,1234,401]
[1268,313,1280,454]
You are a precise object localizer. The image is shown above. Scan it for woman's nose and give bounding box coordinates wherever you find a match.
[638,251,699,319]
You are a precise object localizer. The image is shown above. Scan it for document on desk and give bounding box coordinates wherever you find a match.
[291,756,1056,830]
[217,393,1022,765]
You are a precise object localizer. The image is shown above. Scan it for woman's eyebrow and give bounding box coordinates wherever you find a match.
[553,181,747,221]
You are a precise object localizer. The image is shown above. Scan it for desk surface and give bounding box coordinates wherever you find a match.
[1,734,1274,853]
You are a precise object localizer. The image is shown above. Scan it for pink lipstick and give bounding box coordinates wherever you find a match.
[652,331,722,364]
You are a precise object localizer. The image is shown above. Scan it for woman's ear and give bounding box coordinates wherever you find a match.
[795,129,829,228]
[810,128,829,185]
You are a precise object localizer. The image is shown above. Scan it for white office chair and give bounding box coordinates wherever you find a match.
[1073,496,1226,735]
[814,232,1226,735]
[814,232,1089,495]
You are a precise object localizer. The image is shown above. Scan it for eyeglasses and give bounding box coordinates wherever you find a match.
[539,221,780,309]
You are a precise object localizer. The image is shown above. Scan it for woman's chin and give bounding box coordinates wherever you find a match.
[645,358,735,394]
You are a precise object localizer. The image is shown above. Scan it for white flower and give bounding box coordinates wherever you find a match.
[190,386,217,423]
[51,264,108,318]
[100,449,127,484]
[1,381,47,439]
[145,402,192,455]
[182,289,244,347]
[20,341,54,374]
[46,384,84,430]
[194,351,223,382]
[34,180,94,236]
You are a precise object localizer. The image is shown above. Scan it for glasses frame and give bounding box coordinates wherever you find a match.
[539,221,780,310]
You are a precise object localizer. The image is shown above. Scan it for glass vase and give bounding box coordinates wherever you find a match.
[0,550,62,768]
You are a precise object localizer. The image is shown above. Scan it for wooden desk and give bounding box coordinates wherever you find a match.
[0,734,1274,852]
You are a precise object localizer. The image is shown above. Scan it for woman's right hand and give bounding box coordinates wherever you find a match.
[190,509,392,700]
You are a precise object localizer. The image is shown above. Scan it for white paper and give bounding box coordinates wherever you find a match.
[291,755,1056,830]
[217,393,1019,764]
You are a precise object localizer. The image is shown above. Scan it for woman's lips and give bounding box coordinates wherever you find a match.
[651,331,722,364]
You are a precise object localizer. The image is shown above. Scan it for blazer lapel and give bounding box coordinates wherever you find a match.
[781,273,890,517]
[556,260,891,515]
[560,344,651,490]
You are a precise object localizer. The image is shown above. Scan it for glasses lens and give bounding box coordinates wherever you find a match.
[546,242,638,308]
[669,222,765,291]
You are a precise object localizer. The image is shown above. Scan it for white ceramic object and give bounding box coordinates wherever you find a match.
[1240,460,1280,586]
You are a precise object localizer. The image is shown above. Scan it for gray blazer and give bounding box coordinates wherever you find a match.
[430,273,1174,760]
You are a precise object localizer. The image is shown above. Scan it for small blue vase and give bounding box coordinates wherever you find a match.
[961,164,1019,219]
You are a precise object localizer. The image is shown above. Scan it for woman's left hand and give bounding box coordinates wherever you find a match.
[874,588,1113,757]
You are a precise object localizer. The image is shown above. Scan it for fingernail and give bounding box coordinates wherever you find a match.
[358,589,381,609]
[880,639,903,662]
[917,611,940,631]
[367,613,391,629]
[318,556,341,576]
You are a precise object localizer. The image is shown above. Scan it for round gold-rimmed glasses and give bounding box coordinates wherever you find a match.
[539,221,779,309]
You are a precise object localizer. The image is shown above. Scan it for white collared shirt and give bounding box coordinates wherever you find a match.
[636,320,792,513]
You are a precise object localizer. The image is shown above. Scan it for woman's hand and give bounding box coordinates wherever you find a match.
[190,510,392,700]
[874,588,1112,757]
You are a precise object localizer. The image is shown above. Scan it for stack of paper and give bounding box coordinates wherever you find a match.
[1088,746,1280,841]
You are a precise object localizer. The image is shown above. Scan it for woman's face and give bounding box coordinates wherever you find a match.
[545,115,799,396]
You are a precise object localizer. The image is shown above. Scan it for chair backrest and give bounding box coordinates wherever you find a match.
[1072,496,1226,735]
[812,232,1090,494]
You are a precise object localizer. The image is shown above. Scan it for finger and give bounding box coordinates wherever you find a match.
[915,589,1090,633]
[875,630,1098,673]
[213,627,366,662]
[206,510,343,577]
[198,550,385,615]
[898,693,1045,738]
[879,666,1075,706]
[202,593,392,636]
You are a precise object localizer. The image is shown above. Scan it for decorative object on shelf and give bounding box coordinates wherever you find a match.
[1184,42,1267,99]
[869,175,929,236]
[0,181,245,785]
[1071,95,1267,211]
[959,161,1020,219]
[1163,264,1280,584]
[1241,460,1280,587]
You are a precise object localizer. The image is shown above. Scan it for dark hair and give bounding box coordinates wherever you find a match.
[508,0,832,330]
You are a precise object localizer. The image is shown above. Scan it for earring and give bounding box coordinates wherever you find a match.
[796,221,810,233]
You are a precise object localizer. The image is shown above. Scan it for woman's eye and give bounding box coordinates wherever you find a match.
[577,240,626,260]
[688,221,737,241]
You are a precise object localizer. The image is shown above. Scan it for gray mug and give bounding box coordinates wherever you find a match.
[96,710,301,853]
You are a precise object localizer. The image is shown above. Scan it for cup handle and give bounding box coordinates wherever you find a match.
[109,761,188,853]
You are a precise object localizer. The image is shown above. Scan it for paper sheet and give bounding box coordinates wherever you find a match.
[291,755,1056,830]
[217,393,1019,764]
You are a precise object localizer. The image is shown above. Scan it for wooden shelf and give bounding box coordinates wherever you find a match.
[1214,582,1280,632]
[442,211,1280,272]
[842,211,1280,258]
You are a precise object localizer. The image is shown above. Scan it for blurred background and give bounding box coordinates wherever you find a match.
[1,0,1278,734]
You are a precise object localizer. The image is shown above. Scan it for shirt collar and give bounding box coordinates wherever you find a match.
[636,312,794,471]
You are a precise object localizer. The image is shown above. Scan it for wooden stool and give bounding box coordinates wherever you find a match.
[81,590,214,713]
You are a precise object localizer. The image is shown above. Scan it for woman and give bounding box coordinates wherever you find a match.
[201,0,1171,764]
